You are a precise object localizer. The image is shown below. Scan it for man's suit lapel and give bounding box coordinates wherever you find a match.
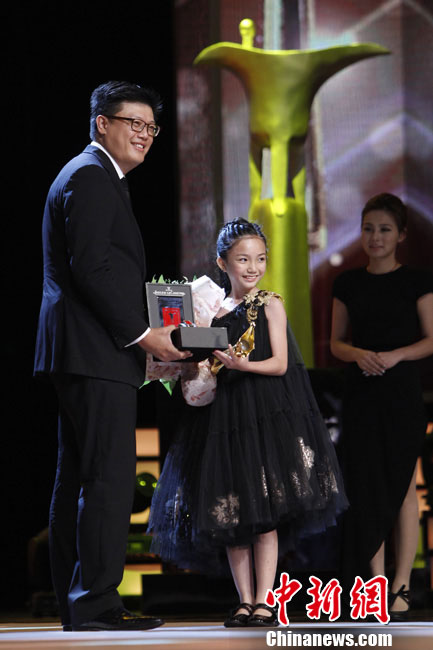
[83,145,146,263]
[84,145,133,214]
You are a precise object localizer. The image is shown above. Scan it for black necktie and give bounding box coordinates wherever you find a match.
[121,177,131,201]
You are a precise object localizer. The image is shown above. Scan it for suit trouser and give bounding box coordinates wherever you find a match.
[50,374,137,626]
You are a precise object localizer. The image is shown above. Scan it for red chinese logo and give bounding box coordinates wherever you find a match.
[306,576,342,622]
[350,575,389,624]
[265,572,302,626]
[265,574,389,625]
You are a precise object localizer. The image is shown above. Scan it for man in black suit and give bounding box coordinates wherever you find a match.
[34,81,190,631]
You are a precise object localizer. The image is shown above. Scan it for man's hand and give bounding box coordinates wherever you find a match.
[138,326,192,361]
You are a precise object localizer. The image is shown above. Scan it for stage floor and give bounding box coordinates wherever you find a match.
[1,619,433,649]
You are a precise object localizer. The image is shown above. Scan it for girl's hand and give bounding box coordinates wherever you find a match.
[356,349,387,376]
[377,350,403,370]
[212,345,250,371]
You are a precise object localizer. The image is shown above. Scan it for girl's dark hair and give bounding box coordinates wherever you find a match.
[361,193,408,233]
[216,218,267,294]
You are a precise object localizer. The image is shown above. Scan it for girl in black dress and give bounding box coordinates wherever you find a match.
[149,219,347,626]
[330,194,433,619]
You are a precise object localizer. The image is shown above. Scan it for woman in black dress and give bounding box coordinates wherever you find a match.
[330,193,433,619]
[149,219,347,626]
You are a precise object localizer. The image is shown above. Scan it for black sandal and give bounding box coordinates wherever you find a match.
[247,603,279,627]
[224,602,253,628]
[388,584,410,622]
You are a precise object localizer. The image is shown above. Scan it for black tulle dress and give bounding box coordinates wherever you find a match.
[148,290,348,574]
[333,266,433,588]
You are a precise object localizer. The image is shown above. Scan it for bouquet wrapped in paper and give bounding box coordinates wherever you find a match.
[188,275,225,326]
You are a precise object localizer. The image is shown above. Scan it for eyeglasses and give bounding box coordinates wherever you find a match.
[105,115,160,137]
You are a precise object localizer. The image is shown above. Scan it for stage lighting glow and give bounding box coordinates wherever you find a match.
[329,253,343,267]
[308,32,358,51]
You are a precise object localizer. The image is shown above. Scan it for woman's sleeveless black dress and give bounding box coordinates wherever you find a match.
[333,266,433,587]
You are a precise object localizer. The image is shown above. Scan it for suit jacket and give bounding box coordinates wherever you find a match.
[34,145,149,387]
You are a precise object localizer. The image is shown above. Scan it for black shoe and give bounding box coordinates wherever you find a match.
[72,607,164,631]
[247,603,279,627]
[62,624,72,631]
[388,584,410,622]
[224,603,253,628]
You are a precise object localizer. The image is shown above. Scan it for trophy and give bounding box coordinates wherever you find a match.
[145,278,228,362]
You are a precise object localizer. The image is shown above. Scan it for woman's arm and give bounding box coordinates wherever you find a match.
[377,293,433,369]
[330,297,386,375]
[212,297,288,376]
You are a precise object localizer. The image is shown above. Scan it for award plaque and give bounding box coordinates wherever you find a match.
[146,283,194,328]
[145,282,228,361]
